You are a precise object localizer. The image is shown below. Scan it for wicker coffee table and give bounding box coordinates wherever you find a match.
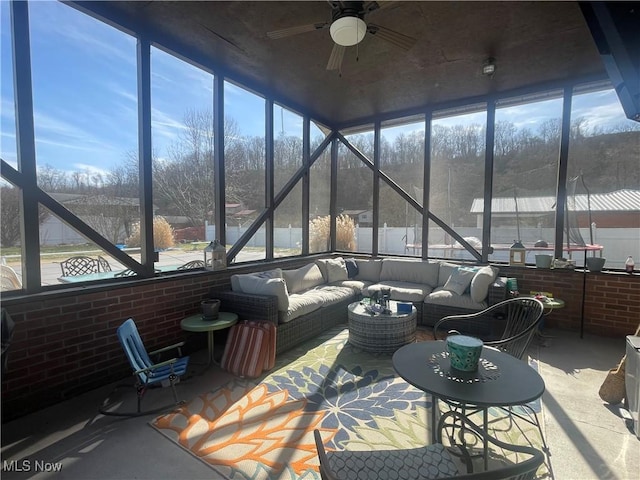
[348,300,417,353]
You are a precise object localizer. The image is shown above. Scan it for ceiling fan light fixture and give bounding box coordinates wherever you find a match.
[330,16,366,46]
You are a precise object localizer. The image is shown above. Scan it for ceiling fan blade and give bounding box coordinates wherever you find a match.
[326,44,346,70]
[267,22,329,39]
[367,24,416,51]
[364,1,399,14]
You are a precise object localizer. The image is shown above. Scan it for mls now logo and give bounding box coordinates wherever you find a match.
[3,459,63,472]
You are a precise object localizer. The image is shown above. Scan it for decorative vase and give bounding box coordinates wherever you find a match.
[446,334,483,372]
[201,299,221,320]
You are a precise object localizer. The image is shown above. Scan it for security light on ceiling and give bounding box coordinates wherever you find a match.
[482,58,496,76]
[330,16,367,47]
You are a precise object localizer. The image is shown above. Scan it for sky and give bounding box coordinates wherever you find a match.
[1,1,637,181]
[0,0,308,179]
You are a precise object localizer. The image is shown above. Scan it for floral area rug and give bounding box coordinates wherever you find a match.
[151,326,548,480]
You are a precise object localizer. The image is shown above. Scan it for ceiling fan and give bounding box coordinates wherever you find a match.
[266,1,417,71]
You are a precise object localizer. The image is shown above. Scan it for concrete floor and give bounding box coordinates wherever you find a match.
[1,327,637,480]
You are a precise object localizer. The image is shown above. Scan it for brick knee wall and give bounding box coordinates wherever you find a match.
[500,266,639,337]
[0,257,318,422]
[1,260,638,422]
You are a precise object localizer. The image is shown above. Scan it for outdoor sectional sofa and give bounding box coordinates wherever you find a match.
[211,257,507,355]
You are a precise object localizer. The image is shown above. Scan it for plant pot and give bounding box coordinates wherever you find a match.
[586,257,606,272]
[201,299,221,320]
[535,254,552,269]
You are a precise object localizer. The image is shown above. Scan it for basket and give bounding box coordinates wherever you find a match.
[598,358,626,404]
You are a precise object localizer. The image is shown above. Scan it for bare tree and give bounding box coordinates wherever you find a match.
[0,186,21,247]
[0,186,49,246]
[37,164,71,192]
[153,110,248,225]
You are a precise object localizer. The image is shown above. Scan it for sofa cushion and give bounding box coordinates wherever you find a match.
[280,292,323,324]
[231,268,282,292]
[283,263,325,294]
[438,262,461,287]
[325,258,349,282]
[470,265,499,302]
[354,259,382,282]
[443,267,477,295]
[380,259,440,288]
[316,257,350,282]
[237,276,289,311]
[426,287,487,310]
[365,281,433,302]
[311,285,356,306]
[315,258,332,282]
[331,279,372,294]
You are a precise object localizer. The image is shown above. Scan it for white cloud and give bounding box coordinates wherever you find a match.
[72,162,110,178]
[29,1,136,68]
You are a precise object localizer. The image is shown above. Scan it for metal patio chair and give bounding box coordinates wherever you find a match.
[59,256,99,277]
[114,268,136,277]
[99,318,190,417]
[97,256,112,272]
[314,410,544,480]
[434,297,545,360]
[433,297,550,472]
[177,260,205,270]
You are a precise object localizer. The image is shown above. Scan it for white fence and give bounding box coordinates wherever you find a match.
[41,219,637,270]
[216,223,639,270]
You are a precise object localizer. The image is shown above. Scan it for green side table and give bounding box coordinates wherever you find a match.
[180,312,238,367]
[540,297,565,314]
[526,296,565,342]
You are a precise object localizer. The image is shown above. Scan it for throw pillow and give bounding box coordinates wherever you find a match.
[282,263,324,294]
[325,258,349,282]
[345,258,359,278]
[237,276,289,311]
[443,267,476,295]
[470,265,499,303]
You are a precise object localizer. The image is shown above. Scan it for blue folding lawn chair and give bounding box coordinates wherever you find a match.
[99,318,190,417]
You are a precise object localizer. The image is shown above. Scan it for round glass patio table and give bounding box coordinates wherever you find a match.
[181,312,238,367]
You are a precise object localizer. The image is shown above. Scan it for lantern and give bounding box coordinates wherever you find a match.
[509,240,526,266]
[204,240,227,271]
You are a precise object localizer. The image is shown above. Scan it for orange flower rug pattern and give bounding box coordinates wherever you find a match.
[151,327,547,479]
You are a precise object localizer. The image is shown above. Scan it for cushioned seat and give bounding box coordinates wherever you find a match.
[426,287,488,310]
[314,410,545,480]
[319,443,459,479]
[330,279,372,293]
[280,292,323,323]
[313,285,358,306]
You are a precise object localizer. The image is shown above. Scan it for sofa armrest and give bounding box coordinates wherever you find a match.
[210,289,280,326]
[487,276,508,306]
